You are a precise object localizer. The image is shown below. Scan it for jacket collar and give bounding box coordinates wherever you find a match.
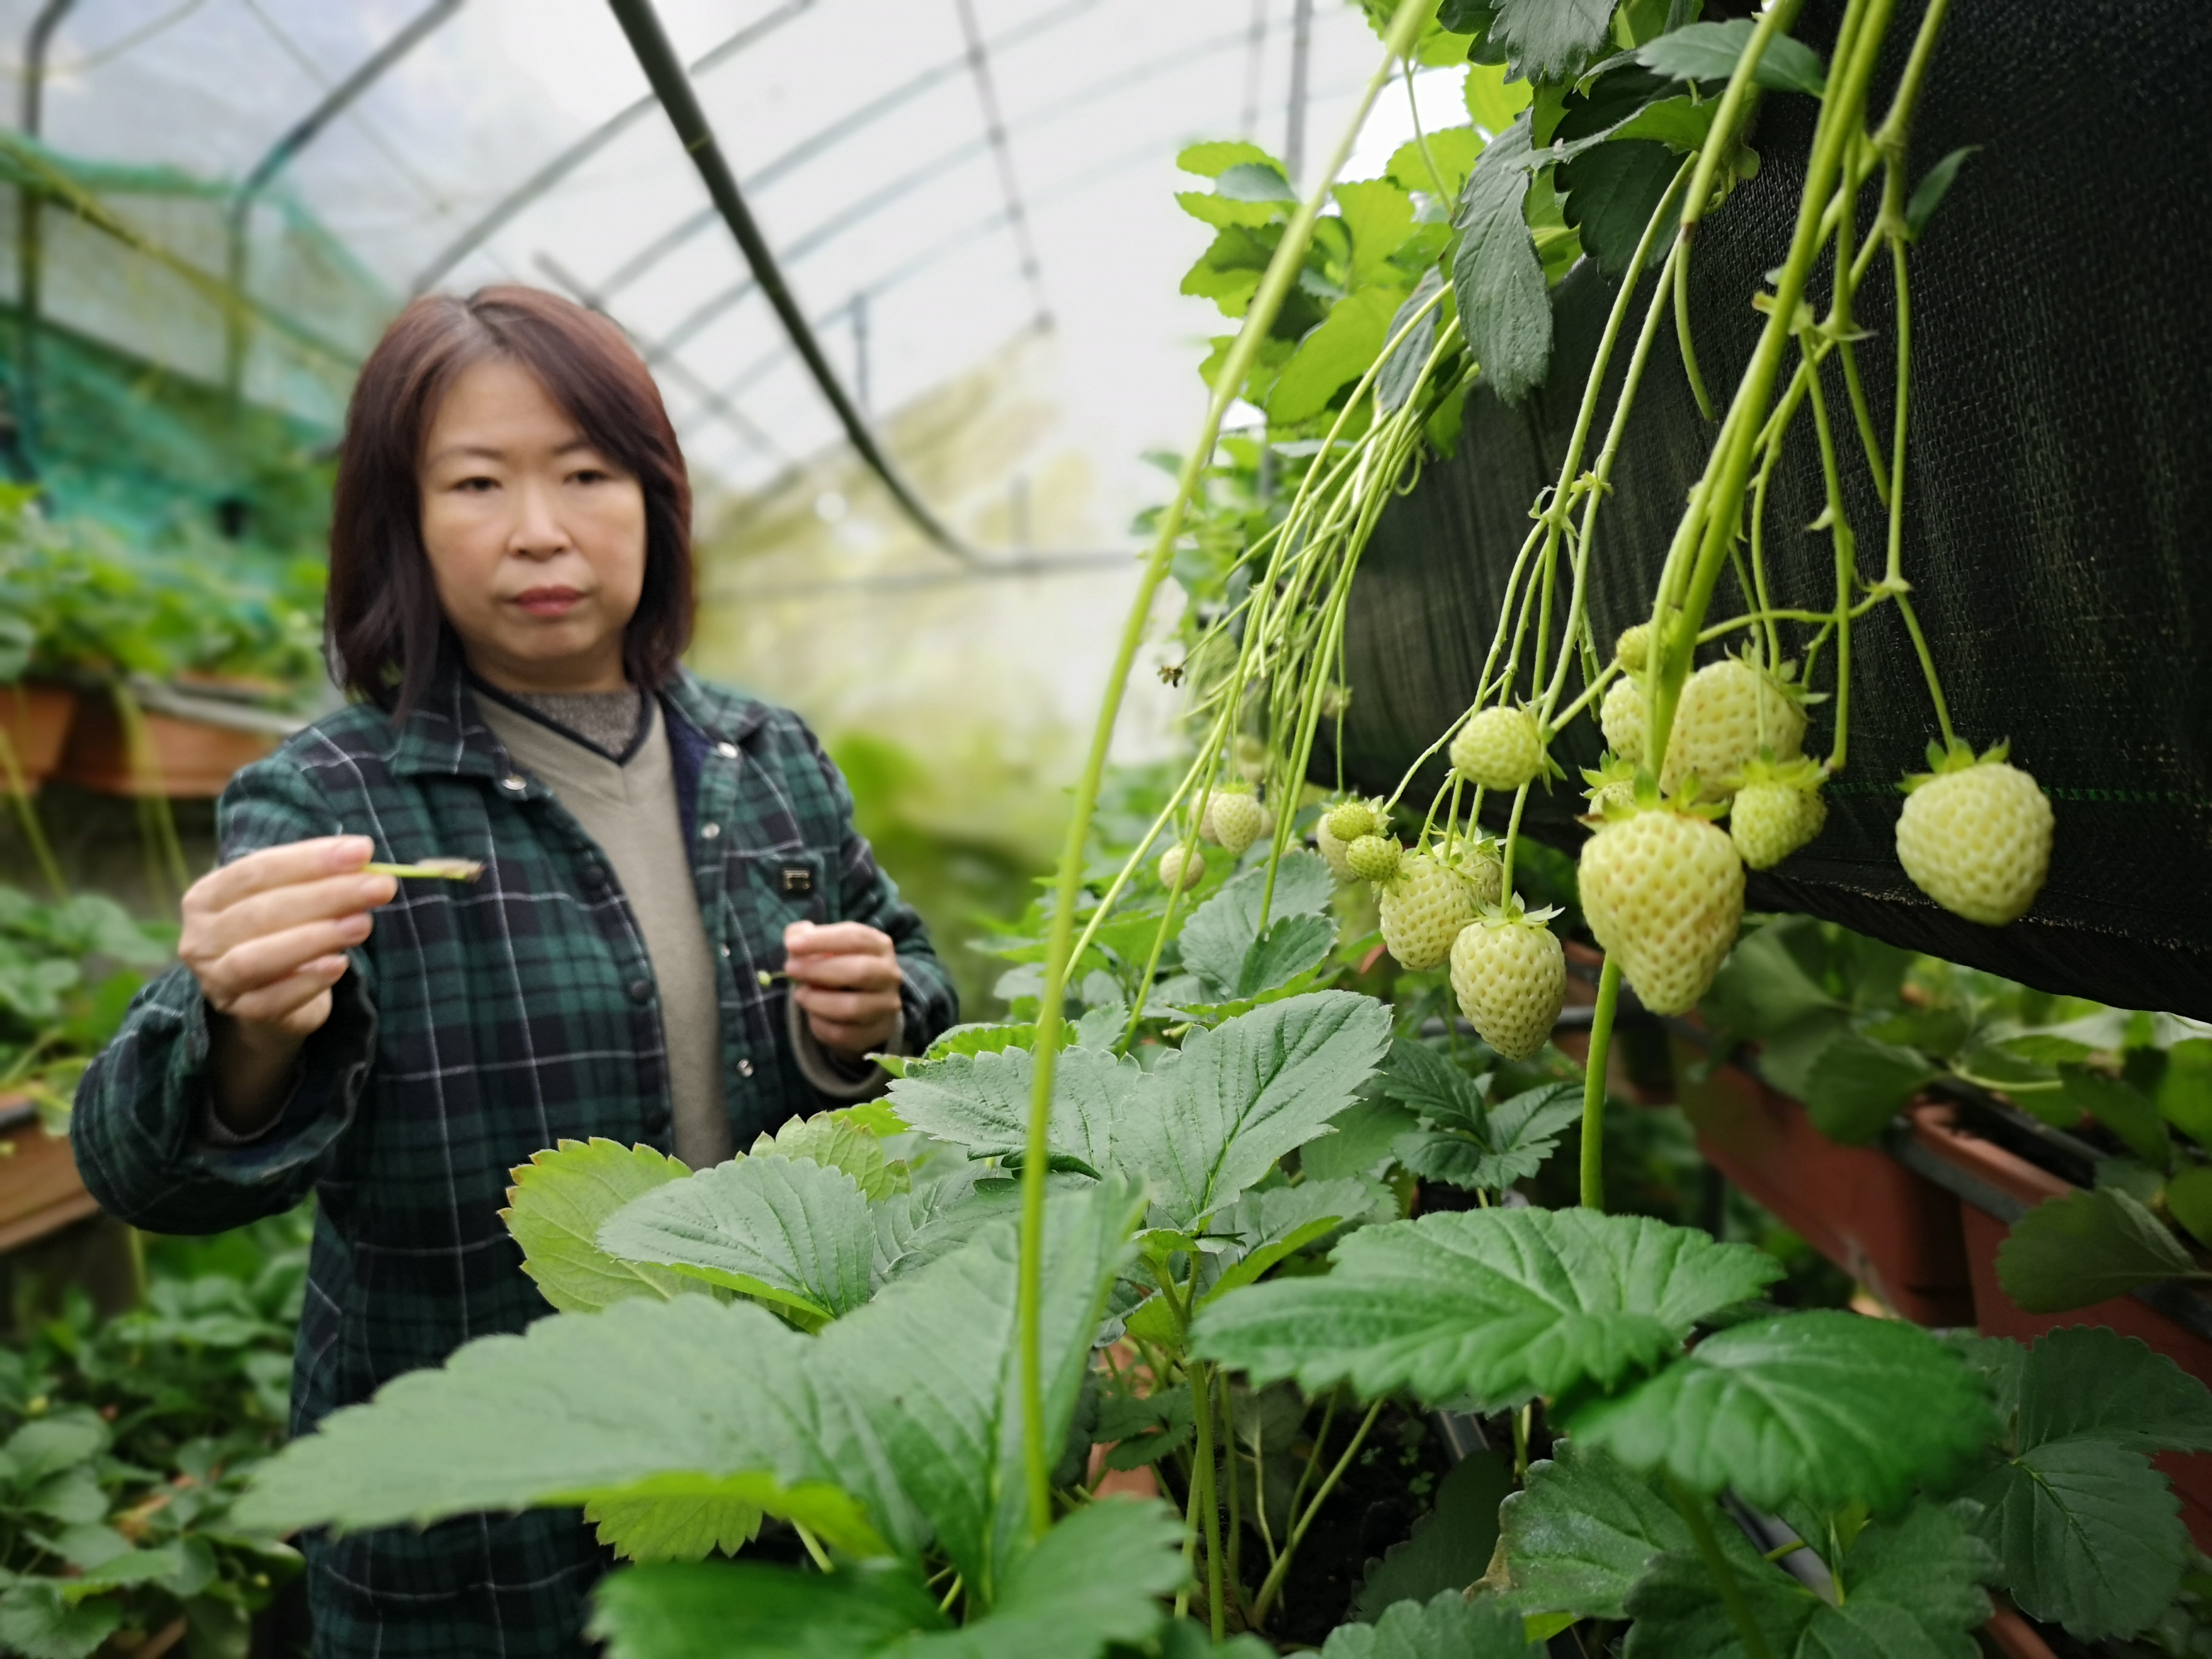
[386,665,770,778]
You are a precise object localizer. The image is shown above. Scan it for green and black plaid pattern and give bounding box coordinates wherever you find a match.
[72,670,957,1657]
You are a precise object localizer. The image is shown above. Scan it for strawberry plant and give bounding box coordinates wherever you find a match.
[0,1209,309,1659]
[226,0,2208,1651]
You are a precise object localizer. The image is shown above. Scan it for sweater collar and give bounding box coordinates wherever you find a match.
[385,665,770,778]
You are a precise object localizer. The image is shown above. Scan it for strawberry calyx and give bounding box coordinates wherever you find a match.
[1898,736,2012,794]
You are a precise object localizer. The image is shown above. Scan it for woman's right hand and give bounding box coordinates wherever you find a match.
[180,835,396,1130]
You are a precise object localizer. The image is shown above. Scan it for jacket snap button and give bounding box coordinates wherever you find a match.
[628,978,654,1005]
[701,822,722,840]
[501,774,527,793]
[716,742,738,759]
[737,1058,754,1078]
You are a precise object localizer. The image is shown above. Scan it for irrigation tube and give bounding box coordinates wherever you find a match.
[604,0,976,563]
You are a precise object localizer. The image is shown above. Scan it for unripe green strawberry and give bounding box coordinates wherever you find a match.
[1204,789,1264,855]
[1600,677,1647,765]
[1579,805,1745,1014]
[1895,744,2051,926]
[1378,853,1479,971]
[1347,834,1403,883]
[1158,843,1205,892]
[1235,734,1268,783]
[1658,658,1805,797]
[1450,908,1567,1061]
[1324,799,1378,844]
[1313,816,1353,881]
[1728,755,1829,870]
[1450,706,1543,791]
[1615,622,1652,673]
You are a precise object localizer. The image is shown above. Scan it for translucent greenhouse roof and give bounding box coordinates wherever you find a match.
[4,0,1475,535]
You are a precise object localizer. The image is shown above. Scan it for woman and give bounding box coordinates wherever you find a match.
[72,286,959,1657]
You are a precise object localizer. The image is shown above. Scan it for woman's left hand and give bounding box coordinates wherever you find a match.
[783,921,905,1059]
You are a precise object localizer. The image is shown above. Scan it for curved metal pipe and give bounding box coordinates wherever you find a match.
[605,0,972,561]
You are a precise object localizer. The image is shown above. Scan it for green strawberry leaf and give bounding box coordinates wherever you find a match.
[1968,1438,2187,1641]
[1906,146,1977,238]
[1096,1383,1195,1472]
[1962,1325,2212,1640]
[1398,1082,1585,1191]
[1450,116,1551,406]
[1318,1587,1533,1657]
[886,1042,1136,1172]
[1373,1038,1489,1133]
[1178,853,1337,1000]
[1635,18,1828,97]
[589,1495,1184,1659]
[1793,1028,1938,1144]
[750,1111,907,1199]
[1190,1208,1781,1409]
[0,1578,123,1659]
[585,1489,763,1564]
[1500,1438,1689,1619]
[595,1155,879,1324]
[1299,1096,1421,1181]
[1389,128,1487,200]
[1996,1185,2201,1312]
[1623,1498,1991,1658]
[500,1139,703,1314]
[1556,141,1681,279]
[1483,0,1615,83]
[2014,1324,2212,1454]
[241,1179,1144,1601]
[1377,271,1446,414]
[1352,1449,1512,1623]
[1270,287,1412,425]
[1564,1311,1994,1510]
[1121,991,1392,1232]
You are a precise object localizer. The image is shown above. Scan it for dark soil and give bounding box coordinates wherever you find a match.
[1255,1402,1464,1649]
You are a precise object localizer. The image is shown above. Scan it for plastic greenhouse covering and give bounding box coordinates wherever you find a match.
[0,0,1489,787]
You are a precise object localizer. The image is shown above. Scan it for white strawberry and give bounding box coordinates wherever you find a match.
[1235,734,1269,783]
[1158,843,1205,892]
[1450,706,1544,792]
[1599,677,1647,766]
[1729,754,1828,870]
[1347,834,1403,883]
[1895,740,2051,926]
[1614,622,1653,672]
[1658,657,1806,797]
[1450,904,1567,1061]
[1579,800,1745,1015]
[1379,853,1480,971]
[1203,788,1265,856]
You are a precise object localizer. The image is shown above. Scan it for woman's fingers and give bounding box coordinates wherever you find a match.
[190,870,396,962]
[197,914,375,1008]
[783,950,903,993]
[220,959,344,1033]
[792,984,899,1025]
[186,836,373,917]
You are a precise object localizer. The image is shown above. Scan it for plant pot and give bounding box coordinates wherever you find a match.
[55,697,276,799]
[1674,1044,1976,1326]
[0,1093,100,1253]
[0,682,78,790]
[1900,1101,2212,1552]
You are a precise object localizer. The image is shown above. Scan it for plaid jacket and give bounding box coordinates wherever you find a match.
[70,670,958,1657]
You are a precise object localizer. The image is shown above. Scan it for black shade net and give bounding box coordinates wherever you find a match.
[1318,0,2212,1019]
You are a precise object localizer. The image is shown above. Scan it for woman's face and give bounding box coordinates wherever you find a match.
[418,357,647,694]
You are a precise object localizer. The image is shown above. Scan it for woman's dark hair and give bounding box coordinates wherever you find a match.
[326,285,694,716]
